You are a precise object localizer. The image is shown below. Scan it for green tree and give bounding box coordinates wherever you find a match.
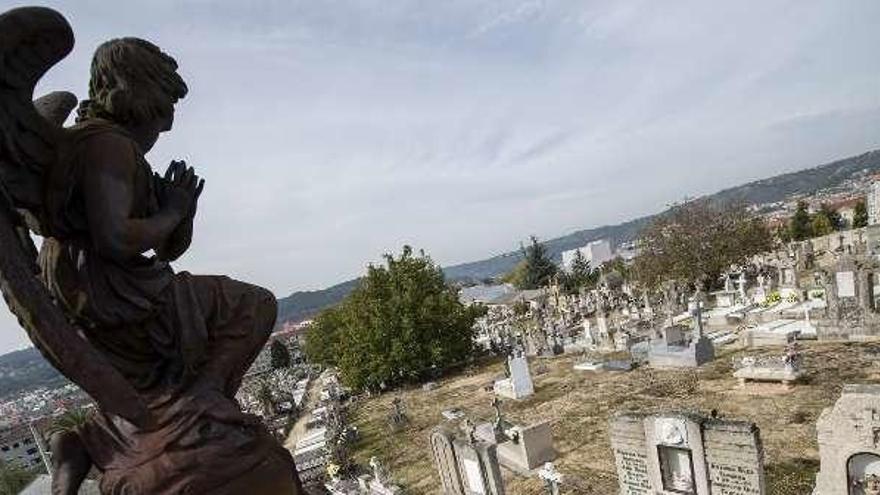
[560,249,596,294]
[516,236,557,289]
[818,203,843,231]
[46,408,93,439]
[788,201,812,241]
[501,259,529,288]
[304,306,345,368]
[602,256,630,282]
[633,200,772,291]
[854,200,869,228]
[304,246,479,391]
[269,339,291,370]
[811,211,834,237]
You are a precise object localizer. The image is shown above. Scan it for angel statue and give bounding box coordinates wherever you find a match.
[0,7,301,494]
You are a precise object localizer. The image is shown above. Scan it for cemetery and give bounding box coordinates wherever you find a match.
[313,223,880,493]
[344,342,880,494]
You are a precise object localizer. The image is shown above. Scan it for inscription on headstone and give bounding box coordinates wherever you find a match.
[837,271,856,298]
[614,448,650,494]
[707,462,761,494]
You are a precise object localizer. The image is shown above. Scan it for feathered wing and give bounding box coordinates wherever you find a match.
[0,6,149,427]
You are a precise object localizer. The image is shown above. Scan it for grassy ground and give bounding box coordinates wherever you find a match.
[347,341,880,495]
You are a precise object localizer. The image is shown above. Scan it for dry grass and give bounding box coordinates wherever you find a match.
[347,342,880,495]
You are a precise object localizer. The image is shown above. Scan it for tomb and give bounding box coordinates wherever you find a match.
[573,359,633,372]
[814,384,880,494]
[493,354,534,400]
[610,412,766,495]
[573,360,604,372]
[430,425,506,495]
[495,421,556,473]
[649,299,715,368]
[733,346,804,391]
[818,255,880,340]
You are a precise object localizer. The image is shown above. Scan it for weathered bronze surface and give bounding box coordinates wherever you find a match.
[0,6,301,493]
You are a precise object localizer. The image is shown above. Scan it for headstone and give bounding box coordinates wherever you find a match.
[431,427,466,495]
[455,438,505,495]
[610,412,765,495]
[387,397,408,431]
[597,314,609,340]
[583,320,595,347]
[838,271,857,298]
[690,297,704,339]
[430,425,506,495]
[493,354,534,400]
[649,324,715,368]
[496,421,556,473]
[754,274,768,304]
[814,385,880,494]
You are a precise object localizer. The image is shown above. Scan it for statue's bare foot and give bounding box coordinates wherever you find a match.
[50,430,93,495]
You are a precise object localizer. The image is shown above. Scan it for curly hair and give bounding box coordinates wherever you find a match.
[77,38,188,125]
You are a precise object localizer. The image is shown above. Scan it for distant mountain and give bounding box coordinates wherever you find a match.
[0,347,65,400]
[274,149,880,324]
[276,278,361,325]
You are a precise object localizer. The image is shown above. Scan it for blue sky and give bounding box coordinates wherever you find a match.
[1,0,880,352]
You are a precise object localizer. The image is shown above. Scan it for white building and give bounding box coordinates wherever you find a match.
[561,239,613,271]
[869,181,880,226]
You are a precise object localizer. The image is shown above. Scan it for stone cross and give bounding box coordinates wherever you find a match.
[689,294,704,339]
[492,397,506,438]
[462,418,478,445]
[369,456,388,484]
[538,462,563,495]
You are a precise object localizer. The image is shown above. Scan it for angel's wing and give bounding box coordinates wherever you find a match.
[0,6,149,428]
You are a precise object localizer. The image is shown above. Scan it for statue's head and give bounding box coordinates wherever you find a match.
[79,38,188,148]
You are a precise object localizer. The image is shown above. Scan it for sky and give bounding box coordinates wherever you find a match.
[1,0,880,353]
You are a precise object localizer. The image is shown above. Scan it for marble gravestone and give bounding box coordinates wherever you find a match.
[813,384,880,494]
[610,412,765,495]
[431,427,467,495]
[430,426,505,495]
[821,255,880,340]
[493,354,535,400]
